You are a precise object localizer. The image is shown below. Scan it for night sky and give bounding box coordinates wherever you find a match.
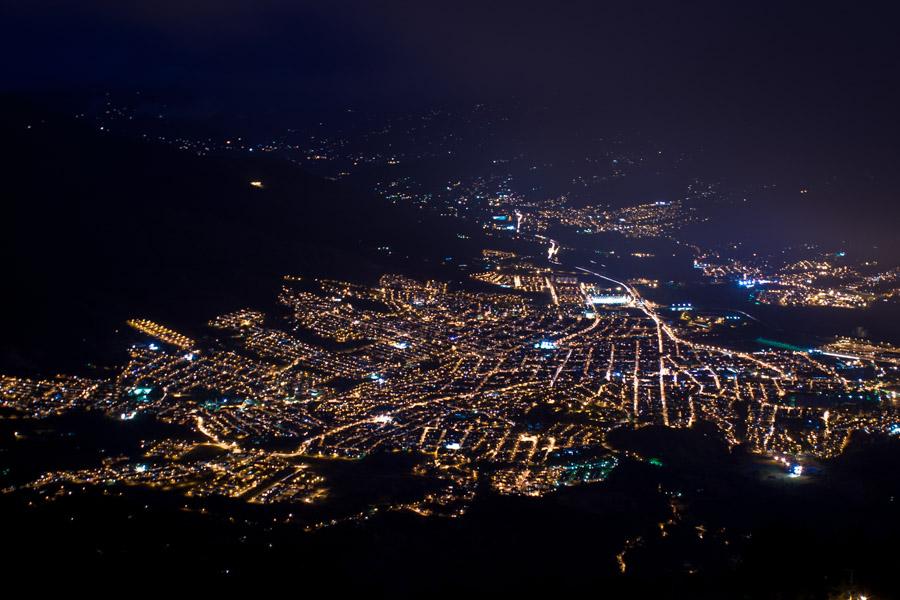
[4,3,898,125]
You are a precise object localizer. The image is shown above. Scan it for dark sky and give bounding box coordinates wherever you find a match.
[3,1,900,162]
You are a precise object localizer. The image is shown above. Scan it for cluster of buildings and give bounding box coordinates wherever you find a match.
[3,258,898,526]
[694,252,900,309]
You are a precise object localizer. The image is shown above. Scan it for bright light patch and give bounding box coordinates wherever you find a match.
[669,303,693,311]
[590,294,631,305]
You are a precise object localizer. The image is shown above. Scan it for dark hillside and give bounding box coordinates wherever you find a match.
[1,97,482,373]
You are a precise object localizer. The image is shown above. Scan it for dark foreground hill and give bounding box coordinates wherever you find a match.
[1,97,482,373]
